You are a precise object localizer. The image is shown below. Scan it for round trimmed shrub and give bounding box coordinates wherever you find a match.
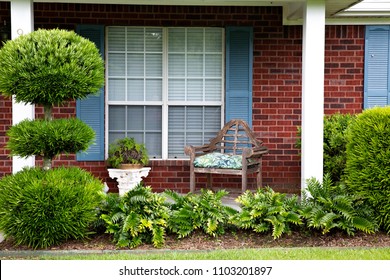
[6,118,95,159]
[345,107,390,232]
[0,167,104,249]
[0,28,104,107]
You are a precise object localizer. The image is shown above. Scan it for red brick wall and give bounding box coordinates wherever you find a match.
[0,95,12,178]
[325,25,365,115]
[0,3,365,194]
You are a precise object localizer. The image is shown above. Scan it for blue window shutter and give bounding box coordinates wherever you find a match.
[225,26,253,126]
[76,25,105,161]
[364,26,390,109]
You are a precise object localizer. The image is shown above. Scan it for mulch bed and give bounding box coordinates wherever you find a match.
[1,230,390,252]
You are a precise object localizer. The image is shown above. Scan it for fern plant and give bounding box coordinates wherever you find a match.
[300,175,378,235]
[165,189,238,238]
[231,187,302,239]
[100,184,169,248]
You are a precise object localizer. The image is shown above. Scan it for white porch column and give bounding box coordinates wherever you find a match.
[301,0,325,191]
[11,0,35,173]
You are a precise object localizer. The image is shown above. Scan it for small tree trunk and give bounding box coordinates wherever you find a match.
[43,157,52,171]
[43,104,53,170]
[44,105,53,121]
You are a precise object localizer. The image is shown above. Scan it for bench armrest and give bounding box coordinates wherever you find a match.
[184,144,215,157]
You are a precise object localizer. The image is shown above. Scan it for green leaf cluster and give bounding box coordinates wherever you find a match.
[0,28,104,107]
[6,118,95,158]
[107,137,149,167]
[232,187,302,239]
[100,184,169,248]
[323,113,355,183]
[301,175,377,235]
[165,189,238,238]
[296,113,355,183]
[0,167,104,249]
[345,107,390,232]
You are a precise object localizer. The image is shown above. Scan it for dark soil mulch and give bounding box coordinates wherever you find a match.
[1,230,390,252]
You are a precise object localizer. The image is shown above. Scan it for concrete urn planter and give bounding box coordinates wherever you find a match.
[107,167,151,196]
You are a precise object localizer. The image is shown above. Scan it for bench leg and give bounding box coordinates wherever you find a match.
[257,161,263,188]
[257,171,262,188]
[190,169,195,193]
[207,174,212,188]
[242,173,247,192]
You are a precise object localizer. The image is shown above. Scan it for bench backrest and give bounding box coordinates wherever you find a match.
[209,119,263,155]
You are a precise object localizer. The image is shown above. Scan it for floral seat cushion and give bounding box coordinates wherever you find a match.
[193,152,242,169]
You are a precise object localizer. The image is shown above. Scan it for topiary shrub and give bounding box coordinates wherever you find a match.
[345,107,390,232]
[165,189,238,238]
[0,28,104,170]
[0,167,104,249]
[0,28,104,115]
[6,118,94,169]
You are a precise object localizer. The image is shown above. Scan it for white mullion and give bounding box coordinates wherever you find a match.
[184,106,188,148]
[202,106,205,143]
[221,28,225,128]
[143,27,147,103]
[185,28,188,102]
[124,27,128,138]
[108,101,163,106]
[143,105,146,143]
[203,28,206,102]
[168,101,222,106]
[125,27,128,103]
[162,27,169,159]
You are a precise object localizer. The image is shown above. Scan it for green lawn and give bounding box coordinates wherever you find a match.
[3,247,390,260]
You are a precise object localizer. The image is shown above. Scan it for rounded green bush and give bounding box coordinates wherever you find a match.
[0,28,104,106]
[6,118,95,158]
[0,167,104,249]
[345,107,390,232]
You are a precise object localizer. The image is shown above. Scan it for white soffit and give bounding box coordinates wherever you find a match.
[336,0,390,16]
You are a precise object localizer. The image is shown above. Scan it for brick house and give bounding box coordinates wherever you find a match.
[0,0,389,194]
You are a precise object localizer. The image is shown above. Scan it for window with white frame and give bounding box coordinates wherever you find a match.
[107,27,224,159]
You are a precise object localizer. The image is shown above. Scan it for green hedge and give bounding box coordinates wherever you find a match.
[345,107,390,233]
[0,167,104,249]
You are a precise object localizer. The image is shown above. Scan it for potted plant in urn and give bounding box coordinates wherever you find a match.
[106,137,151,196]
[107,137,149,169]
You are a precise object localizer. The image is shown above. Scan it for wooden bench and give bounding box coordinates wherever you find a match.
[184,119,269,193]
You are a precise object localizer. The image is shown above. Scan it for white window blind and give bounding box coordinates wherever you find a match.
[107,27,223,159]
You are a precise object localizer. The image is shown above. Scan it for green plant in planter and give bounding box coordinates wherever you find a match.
[107,137,149,168]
